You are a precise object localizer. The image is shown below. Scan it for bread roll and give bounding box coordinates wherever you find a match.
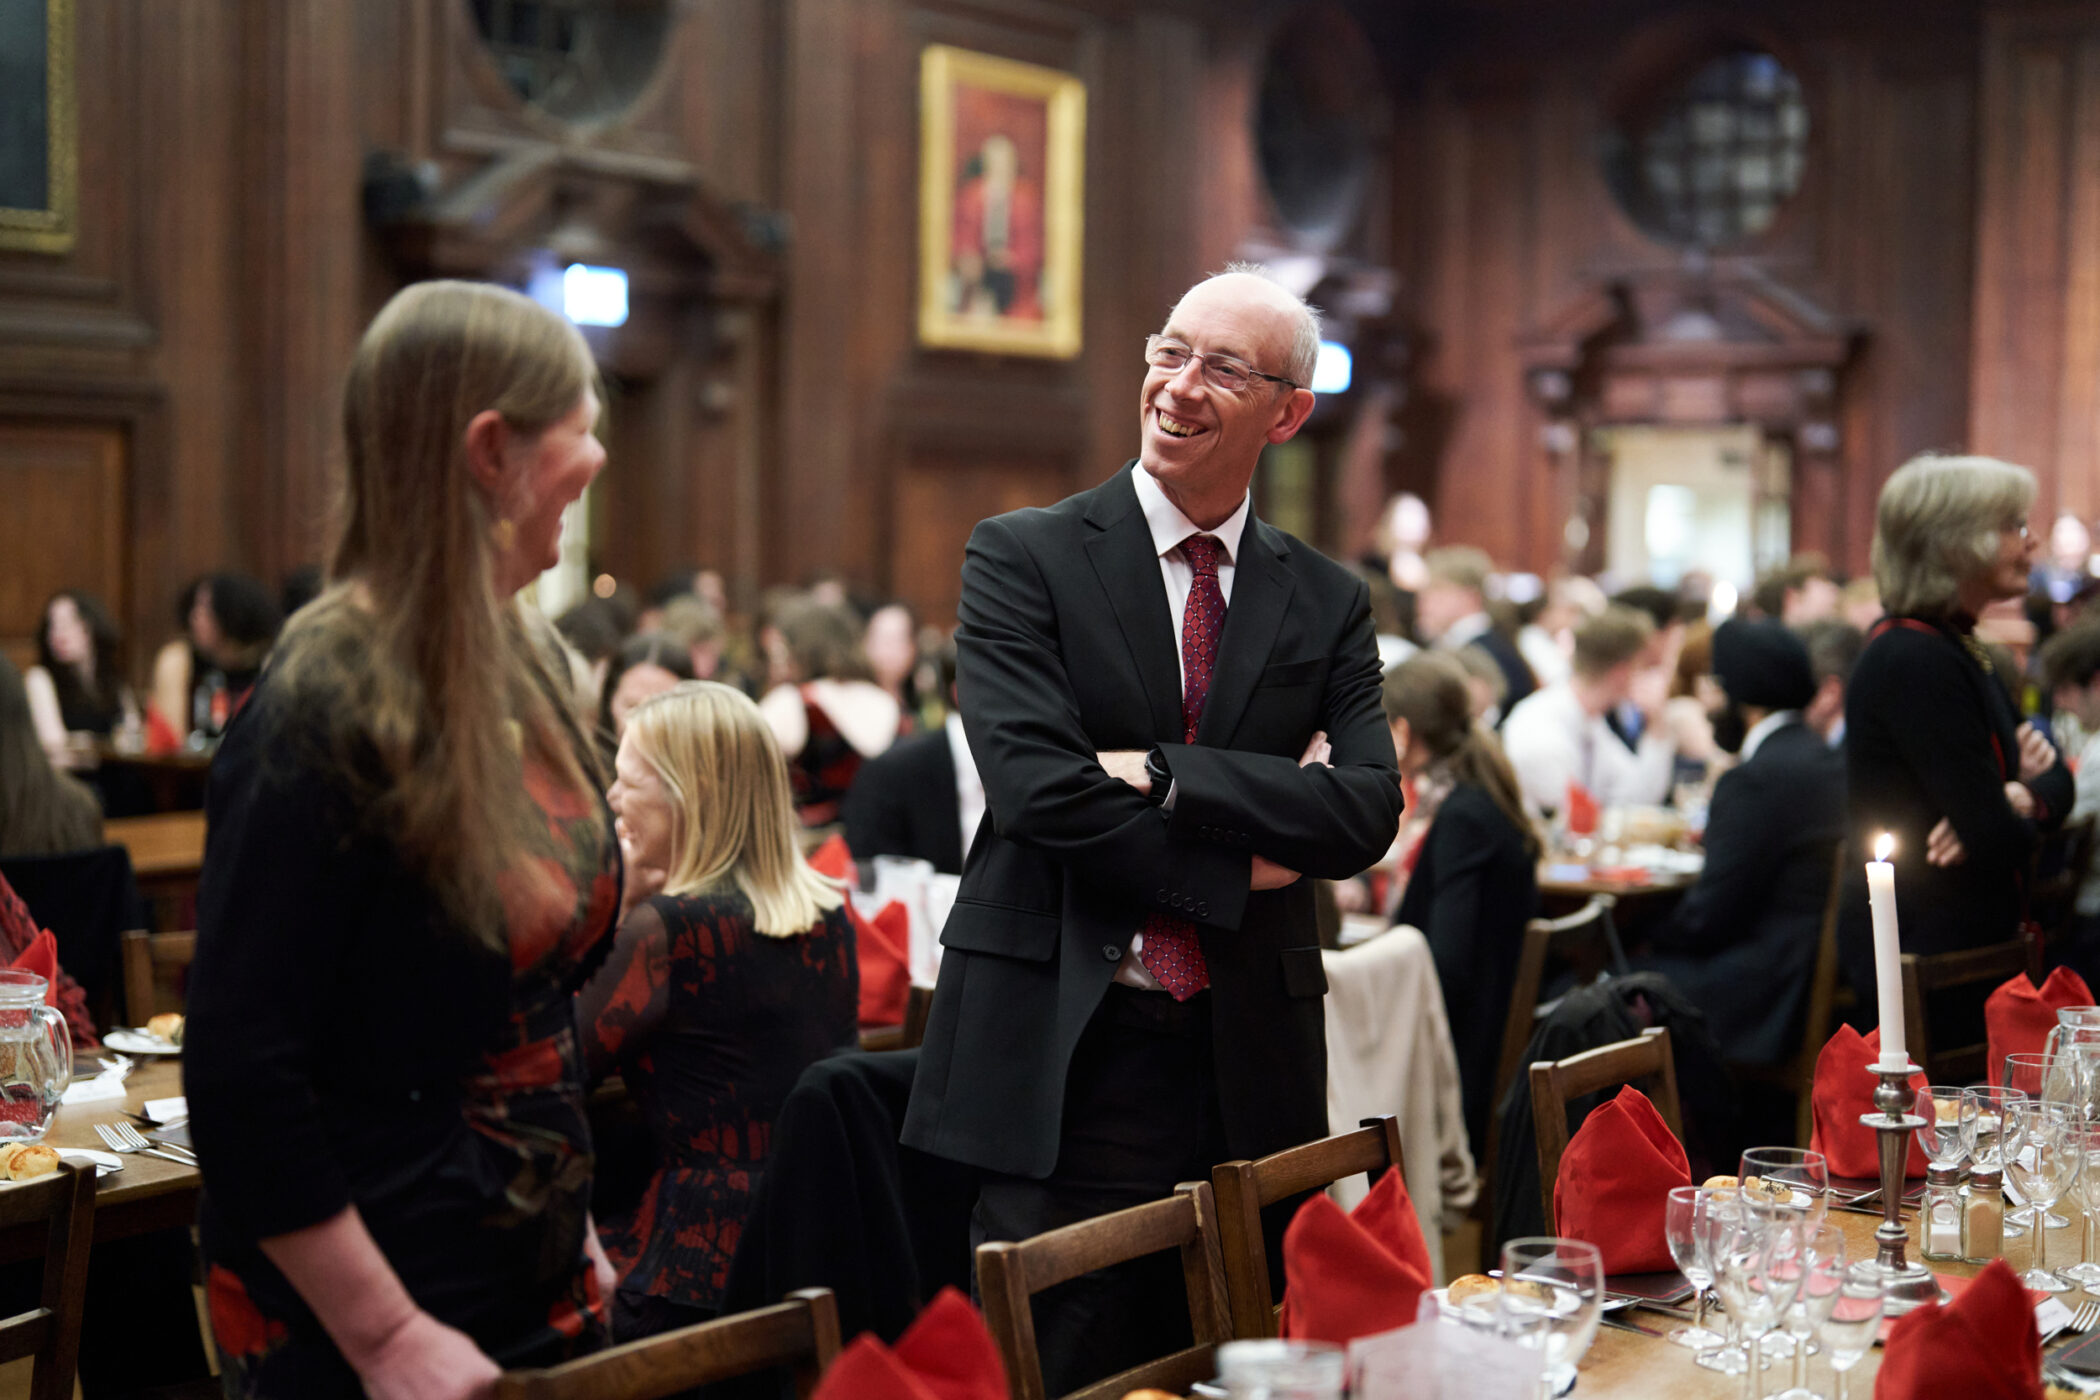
[146,1013,184,1044]
[0,1143,24,1176]
[1119,1391,1181,1400]
[1702,1174,1738,1189]
[1447,1273,1499,1304]
[6,1144,58,1180]
[1501,1276,1550,1303]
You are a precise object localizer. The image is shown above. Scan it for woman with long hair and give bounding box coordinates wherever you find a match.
[185,280,621,1400]
[1382,651,1541,1159]
[577,681,858,1339]
[149,572,283,744]
[0,654,101,858]
[26,589,132,767]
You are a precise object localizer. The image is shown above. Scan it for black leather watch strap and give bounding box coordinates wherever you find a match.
[1142,745,1171,805]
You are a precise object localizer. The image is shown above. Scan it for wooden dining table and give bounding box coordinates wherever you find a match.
[1577,1199,2092,1397]
[16,1055,197,1263]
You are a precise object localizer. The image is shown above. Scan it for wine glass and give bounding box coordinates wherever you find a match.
[2065,1116,2100,1289]
[1694,1190,1751,1376]
[1914,1085,1975,1168]
[1740,1146,1831,1235]
[2004,1054,2074,1229]
[1715,1216,1803,1400]
[1499,1237,1603,1400]
[1815,1270,1885,1400]
[1962,1084,2028,1236]
[1664,1186,1727,1350]
[1772,1224,1844,1400]
[2006,1099,2079,1292]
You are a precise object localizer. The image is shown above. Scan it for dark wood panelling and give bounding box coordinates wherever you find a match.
[0,419,126,657]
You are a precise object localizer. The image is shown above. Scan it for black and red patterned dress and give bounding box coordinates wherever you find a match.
[186,648,622,1399]
[577,890,858,1336]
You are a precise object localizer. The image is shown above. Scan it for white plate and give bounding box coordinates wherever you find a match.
[104,1029,180,1056]
[0,1147,122,1184]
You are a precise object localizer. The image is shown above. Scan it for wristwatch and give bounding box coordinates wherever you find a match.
[1142,745,1171,805]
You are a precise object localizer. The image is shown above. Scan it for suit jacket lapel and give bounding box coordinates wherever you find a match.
[1083,471,1185,743]
[1197,516,1294,747]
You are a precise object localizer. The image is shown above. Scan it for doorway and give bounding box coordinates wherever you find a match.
[1594,423,1790,590]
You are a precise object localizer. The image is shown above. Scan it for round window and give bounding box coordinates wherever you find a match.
[1600,49,1808,249]
[469,0,673,125]
[1254,5,1386,245]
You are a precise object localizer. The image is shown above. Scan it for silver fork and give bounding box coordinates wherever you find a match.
[93,1121,196,1166]
[106,1119,196,1162]
[2073,1301,2100,1335]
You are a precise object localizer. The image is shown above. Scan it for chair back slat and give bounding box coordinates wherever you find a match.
[1528,1028,1679,1233]
[1899,928,2040,1085]
[488,1288,840,1400]
[976,1181,1230,1400]
[1211,1117,1405,1338]
[0,1163,95,1400]
[122,929,196,1027]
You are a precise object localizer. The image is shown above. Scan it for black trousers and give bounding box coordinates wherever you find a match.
[971,984,1229,1397]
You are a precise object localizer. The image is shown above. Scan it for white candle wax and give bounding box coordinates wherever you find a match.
[1866,845,1907,1069]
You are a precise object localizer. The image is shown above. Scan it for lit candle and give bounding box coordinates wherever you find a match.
[1866,832,1907,1070]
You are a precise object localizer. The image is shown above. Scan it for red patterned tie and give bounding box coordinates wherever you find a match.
[1138,533,1225,1000]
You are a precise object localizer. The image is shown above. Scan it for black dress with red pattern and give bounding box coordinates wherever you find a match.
[790,687,872,827]
[185,649,621,1399]
[577,890,857,1334]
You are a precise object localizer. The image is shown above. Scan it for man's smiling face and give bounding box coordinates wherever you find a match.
[1137,274,1311,521]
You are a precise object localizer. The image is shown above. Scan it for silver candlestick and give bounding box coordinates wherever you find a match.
[1857,1060,1945,1315]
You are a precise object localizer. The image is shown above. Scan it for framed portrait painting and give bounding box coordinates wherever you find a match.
[0,0,77,254]
[917,44,1085,358]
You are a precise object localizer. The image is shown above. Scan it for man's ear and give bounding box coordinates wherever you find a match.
[462,409,510,497]
[1266,387,1317,445]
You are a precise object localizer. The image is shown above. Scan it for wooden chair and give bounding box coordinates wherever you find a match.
[1211,1116,1405,1339]
[1729,844,1846,1147]
[1528,1027,1681,1233]
[1900,927,2044,1085]
[857,983,933,1052]
[2034,813,2098,956]
[488,1287,842,1400]
[0,1161,97,1400]
[121,929,196,1027]
[976,1181,1231,1400]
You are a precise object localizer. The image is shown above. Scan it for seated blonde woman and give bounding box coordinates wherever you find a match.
[576,681,860,1341]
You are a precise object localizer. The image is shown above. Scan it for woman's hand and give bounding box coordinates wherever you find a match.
[357,1310,501,1400]
[584,1214,619,1306]
[2005,781,2036,819]
[616,822,668,921]
[1925,817,1968,867]
[2016,722,2058,782]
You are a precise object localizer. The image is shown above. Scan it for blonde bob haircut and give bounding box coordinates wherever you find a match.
[623,681,844,937]
[1871,454,2035,617]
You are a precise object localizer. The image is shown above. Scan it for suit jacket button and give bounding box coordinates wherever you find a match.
[1156,887,1169,903]
[1197,901,1209,918]
[1170,894,1184,910]
[1102,943,1122,962]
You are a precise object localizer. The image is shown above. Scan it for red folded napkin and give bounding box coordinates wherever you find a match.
[1873,1259,2042,1400]
[808,833,855,882]
[853,898,912,1029]
[1985,966,2093,1088]
[812,1287,1008,1400]
[1278,1165,1431,1344]
[1810,1025,1926,1178]
[1553,1085,1687,1273]
[6,930,60,1011]
[1565,781,1599,837]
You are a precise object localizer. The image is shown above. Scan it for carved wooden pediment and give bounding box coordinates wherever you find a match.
[1519,265,1857,426]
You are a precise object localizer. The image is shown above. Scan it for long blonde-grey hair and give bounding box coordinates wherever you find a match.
[623,682,844,936]
[277,280,606,952]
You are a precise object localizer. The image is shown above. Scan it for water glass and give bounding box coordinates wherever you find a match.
[1715,1218,1804,1400]
[1693,1190,1751,1376]
[1914,1085,1974,1168]
[2005,1055,2075,1229]
[1815,1271,1885,1400]
[2066,1119,2100,1289]
[1499,1237,1603,1398]
[1217,1339,1343,1399]
[1740,1147,1830,1233]
[1664,1186,1727,1350]
[1774,1225,1844,1400]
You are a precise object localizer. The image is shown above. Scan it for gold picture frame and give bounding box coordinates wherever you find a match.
[0,0,77,255]
[917,44,1085,358]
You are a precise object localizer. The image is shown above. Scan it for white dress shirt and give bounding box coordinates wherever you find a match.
[1500,681,1676,816]
[1118,464,1252,988]
[946,711,986,862]
[1739,709,1803,764]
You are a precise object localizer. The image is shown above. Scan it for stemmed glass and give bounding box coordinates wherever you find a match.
[1915,1085,1975,1168]
[1962,1084,2028,1237]
[1499,1237,1604,1400]
[1664,1186,1728,1350]
[2004,1054,2073,1230]
[1694,1190,1752,1376]
[1772,1224,1845,1400]
[1715,1217,1804,1400]
[1815,1271,1886,1400]
[2006,1099,2079,1292]
[1740,1147,1831,1234]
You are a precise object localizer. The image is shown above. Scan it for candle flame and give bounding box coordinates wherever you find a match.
[1875,832,1894,862]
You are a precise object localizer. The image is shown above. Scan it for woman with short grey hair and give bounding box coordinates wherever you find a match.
[1841,454,2073,1015]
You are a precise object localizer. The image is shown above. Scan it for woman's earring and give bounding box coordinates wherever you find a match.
[491,517,517,551]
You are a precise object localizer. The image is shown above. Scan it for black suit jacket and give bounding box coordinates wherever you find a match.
[1644,719,1846,1065]
[842,729,965,875]
[1468,629,1537,719]
[1395,783,1538,1159]
[902,465,1403,1178]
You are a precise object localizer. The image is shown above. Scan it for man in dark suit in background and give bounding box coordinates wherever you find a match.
[842,648,976,874]
[1416,545,1536,722]
[903,268,1402,1393]
[1641,619,1847,1065]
